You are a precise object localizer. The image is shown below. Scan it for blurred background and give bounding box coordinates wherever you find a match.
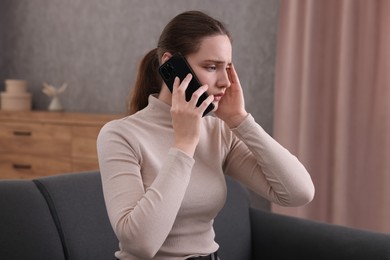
[1,0,389,233]
[0,0,279,136]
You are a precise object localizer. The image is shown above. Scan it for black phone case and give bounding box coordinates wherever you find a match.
[159,53,215,116]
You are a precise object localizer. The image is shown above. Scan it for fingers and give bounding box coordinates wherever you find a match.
[172,74,192,94]
[171,74,191,109]
[172,76,180,92]
[228,63,240,85]
[172,73,213,116]
[188,84,208,106]
[197,93,214,114]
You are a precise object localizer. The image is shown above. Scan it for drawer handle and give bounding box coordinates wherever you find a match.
[12,164,32,170]
[13,131,32,136]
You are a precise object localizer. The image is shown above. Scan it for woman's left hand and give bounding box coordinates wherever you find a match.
[214,64,248,128]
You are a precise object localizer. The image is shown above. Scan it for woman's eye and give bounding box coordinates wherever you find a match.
[206,66,217,71]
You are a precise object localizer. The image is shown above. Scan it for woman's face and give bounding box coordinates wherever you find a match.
[186,35,232,111]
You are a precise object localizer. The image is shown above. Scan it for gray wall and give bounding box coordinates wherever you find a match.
[0,3,5,82]
[1,0,279,134]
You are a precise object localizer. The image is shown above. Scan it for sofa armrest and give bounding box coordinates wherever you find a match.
[250,208,390,260]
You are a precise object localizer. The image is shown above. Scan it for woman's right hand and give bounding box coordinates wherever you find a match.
[170,74,214,157]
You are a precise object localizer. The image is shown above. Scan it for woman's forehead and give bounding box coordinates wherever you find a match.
[193,35,232,63]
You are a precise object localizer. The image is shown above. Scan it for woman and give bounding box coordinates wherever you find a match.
[97,10,314,260]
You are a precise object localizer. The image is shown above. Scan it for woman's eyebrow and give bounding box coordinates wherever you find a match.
[203,59,232,65]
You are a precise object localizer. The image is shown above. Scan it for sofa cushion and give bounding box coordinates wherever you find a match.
[214,176,252,260]
[34,172,118,260]
[250,208,390,260]
[0,180,65,260]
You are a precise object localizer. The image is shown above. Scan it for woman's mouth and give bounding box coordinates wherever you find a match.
[213,93,224,102]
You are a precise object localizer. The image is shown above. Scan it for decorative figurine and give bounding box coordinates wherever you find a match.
[42,82,67,111]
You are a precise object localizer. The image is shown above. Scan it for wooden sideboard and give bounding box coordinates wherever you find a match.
[0,111,121,179]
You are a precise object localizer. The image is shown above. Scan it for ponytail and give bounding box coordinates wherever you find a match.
[127,48,162,115]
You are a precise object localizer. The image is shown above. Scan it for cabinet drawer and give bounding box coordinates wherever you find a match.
[71,125,101,160]
[0,153,72,179]
[72,158,100,172]
[0,122,72,156]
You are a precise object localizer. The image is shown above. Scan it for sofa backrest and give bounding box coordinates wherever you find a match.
[0,180,66,260]
[33,172,118,260]
[0,172,253,260]
[215,176,252,260]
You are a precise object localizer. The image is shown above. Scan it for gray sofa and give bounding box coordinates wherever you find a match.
[0,171,389,260]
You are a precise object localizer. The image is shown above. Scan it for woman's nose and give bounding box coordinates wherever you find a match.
[217,70,231,88]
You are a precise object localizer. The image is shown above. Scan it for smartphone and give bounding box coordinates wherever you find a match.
[159,53,215,116]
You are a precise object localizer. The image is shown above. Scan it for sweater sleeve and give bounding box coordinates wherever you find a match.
[97,121,194,259]
[223,114,315,207]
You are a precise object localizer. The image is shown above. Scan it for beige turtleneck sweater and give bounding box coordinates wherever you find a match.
[97,95,314,260]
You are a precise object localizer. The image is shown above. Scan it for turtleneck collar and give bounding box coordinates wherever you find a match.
[140,94,172,127]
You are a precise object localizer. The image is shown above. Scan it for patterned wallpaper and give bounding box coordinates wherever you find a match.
[1,0,279,134]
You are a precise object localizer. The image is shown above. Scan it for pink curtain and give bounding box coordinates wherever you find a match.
[272,0,390,232]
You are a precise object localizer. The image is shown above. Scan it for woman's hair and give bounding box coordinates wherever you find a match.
[127,10,231,115]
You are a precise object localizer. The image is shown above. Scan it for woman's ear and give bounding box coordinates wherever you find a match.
[161,52,173,64]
